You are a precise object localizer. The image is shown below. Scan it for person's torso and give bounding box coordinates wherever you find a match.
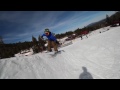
[46,33,56,41]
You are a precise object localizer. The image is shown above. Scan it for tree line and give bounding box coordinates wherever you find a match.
[0,35,46,59]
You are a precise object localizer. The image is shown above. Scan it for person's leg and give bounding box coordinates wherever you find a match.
[81,35,83,40]
[51,41,58,51]
[86,35,88,38]
[47,40,52,52]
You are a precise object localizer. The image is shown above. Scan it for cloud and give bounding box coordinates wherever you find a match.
[0,11,116,43]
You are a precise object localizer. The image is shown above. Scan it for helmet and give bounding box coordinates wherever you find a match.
[44,28,50,36]
[44,28,50,33]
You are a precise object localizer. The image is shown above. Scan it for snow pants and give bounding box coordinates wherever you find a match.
[48,40,58,52]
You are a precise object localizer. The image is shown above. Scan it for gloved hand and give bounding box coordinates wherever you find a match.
[40,36,43,40]
[55,40,59,44]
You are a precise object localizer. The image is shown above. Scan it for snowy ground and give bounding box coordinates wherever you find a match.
[0,26,120,79]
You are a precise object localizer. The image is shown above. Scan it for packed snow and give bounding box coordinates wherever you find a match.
[0,26,120,79]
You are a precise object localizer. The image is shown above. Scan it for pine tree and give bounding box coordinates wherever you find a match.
[38,35,46,51]
[32,36,38,46]
[32,36,39,53]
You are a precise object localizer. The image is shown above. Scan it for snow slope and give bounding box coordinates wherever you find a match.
[0,26,120,79]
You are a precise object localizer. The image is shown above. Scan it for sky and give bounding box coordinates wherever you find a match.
[0,11,116,44]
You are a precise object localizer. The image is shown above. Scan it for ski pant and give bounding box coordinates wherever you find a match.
[48,40,58,51]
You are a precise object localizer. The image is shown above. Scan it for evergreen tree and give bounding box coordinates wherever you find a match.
[38,35,46,51]
[32,36,38,46]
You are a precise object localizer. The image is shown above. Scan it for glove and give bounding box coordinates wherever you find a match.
[40,36,44,40]
[55,40,59,44]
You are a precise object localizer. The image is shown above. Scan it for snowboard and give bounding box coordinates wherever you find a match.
[47,50,65,57]
[49,51,61,57]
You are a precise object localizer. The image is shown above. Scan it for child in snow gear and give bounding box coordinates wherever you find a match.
[41,28,59,54]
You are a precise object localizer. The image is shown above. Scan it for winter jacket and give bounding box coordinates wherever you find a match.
[41,32,57,42]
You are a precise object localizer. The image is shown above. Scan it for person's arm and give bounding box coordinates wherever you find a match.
[50,34,57,42]
[41,34,46,39]
[50,34,59,44]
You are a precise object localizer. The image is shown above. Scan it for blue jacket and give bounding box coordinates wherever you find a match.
[42,32,57,42]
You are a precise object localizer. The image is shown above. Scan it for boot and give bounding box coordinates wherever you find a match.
[54,50,59,54]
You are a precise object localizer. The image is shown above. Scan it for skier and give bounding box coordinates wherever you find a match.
[41,28,59,54]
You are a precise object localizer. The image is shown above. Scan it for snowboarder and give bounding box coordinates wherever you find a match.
[41,28,59,54]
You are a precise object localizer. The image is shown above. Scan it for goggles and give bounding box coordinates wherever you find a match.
[45,32,49,35]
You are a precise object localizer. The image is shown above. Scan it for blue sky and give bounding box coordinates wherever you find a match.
[0,11,116,44]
